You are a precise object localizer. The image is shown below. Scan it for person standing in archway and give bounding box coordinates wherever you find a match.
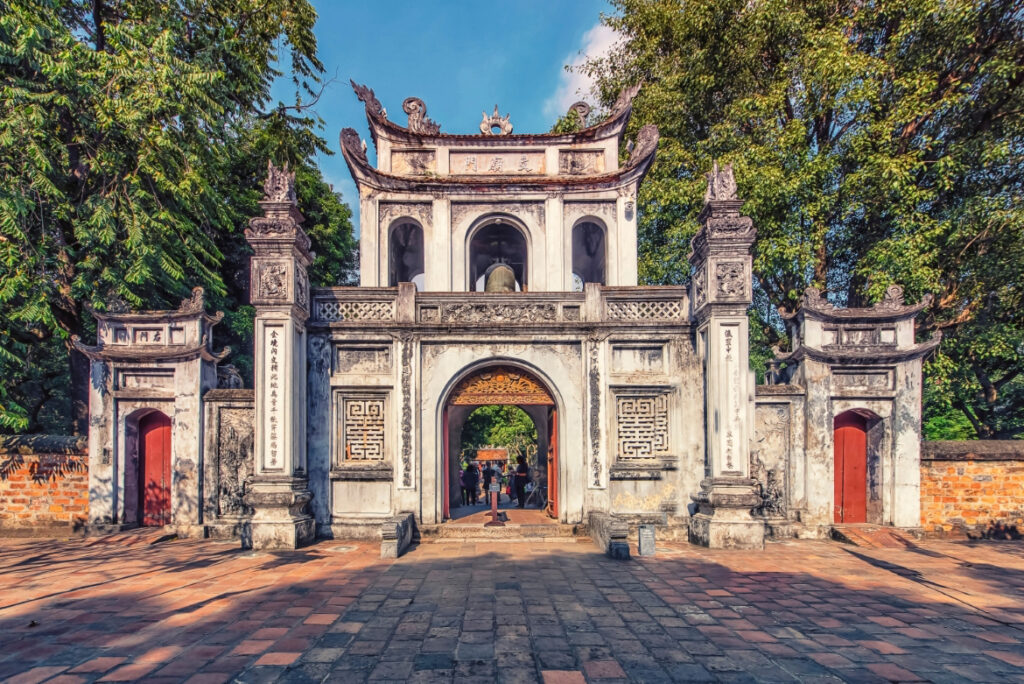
[481,462,496,505]
[463,463,480,505]
[514,455,530,509]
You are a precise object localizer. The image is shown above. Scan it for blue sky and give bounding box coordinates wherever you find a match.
[279,0,616,225]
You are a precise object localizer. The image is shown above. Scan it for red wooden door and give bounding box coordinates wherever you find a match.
[546,407,558,519]
[834,412,867,523]
[442,407,450,521]
[139,412,171,526]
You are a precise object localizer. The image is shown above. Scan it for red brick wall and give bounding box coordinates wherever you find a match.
[921,441,1024,539]
[0,435,88,534]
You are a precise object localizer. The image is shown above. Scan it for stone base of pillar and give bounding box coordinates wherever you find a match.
[688,477,765,549]
[243,475,315,550]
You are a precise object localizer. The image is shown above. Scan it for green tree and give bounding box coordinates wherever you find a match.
[0,0,355,432]
[461,405,538,460]
[577,0,1024,438]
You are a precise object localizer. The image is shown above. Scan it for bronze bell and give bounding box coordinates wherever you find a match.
[484,264,516,292]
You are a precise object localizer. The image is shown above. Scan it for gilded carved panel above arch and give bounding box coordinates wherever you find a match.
[448,366,554,406]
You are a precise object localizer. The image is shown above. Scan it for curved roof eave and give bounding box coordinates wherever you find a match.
[339,125,659,195]
[350,80,641,150]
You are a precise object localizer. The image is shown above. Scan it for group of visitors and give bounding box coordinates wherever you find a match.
[460,455,531,508]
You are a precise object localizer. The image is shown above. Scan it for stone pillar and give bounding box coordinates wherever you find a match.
[688,163,765,549]
[243,162,315,549]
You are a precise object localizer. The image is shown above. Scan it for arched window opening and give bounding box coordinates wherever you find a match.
[469,222,527,291]
[572,221,605,290]
[389,221,424,289]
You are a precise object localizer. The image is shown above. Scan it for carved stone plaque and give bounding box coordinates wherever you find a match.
[391,149,436,175]
[558,150,605,175]
[257,261,289,300]
[335,345,392,374]
[715,261,746,299]
[450,151,545,175]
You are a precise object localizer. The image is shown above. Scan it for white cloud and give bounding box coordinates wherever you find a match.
[543,23,621,121]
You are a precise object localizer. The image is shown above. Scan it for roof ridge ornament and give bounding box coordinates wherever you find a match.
[402,97,441,135]
[626,125,659,167]
[568,101,592,129]
[704,161,738,202]
[262,160,296,204]
[351,80,386,119]
[611,83,642,115]
[480,105,513,135]
[340,128,369,165]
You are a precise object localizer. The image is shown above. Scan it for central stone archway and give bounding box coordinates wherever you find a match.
[441,366,558,521]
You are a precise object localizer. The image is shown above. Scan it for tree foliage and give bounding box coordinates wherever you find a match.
[0,0,356,432]
[578,0,1024,438]
[460,405,538,461]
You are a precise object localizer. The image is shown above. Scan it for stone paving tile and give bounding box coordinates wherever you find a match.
[0,537,1023,682]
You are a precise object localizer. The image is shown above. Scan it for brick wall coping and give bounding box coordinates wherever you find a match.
[922,440,1024,461]
[0,434,86,456]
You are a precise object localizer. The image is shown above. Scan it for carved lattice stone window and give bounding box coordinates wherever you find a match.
[615,392,670,459]
[337,395,387,462]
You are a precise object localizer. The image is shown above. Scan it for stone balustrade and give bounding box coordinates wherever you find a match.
[308,284,690,327]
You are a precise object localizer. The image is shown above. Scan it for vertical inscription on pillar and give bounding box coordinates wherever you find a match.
[589,340,602,487]
[399,335,413,488]
[721,324,742,474]
[616,393,670,459]
[263,324,284,471]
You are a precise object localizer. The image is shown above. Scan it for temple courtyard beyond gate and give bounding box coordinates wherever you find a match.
[1,534,1022,684]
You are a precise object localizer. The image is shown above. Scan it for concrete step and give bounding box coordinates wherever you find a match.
[419,522,586,541]
[831,525,918,549]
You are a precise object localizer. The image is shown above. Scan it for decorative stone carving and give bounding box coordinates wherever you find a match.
[626,125,659,167]
[704,161,738,202]
[262,160,296,203]
[692,267,707,309]
[178,287,207,314]
[402,97,441,134]
[450,201,544,229]
[480,105,513,135]
[559,150,603,175]
[568,101,592,128]
[217,407,254,516]
[391,150,436,175]
[606,299,683,321]
[450,367,554,406]
[247,216,297,238]
[878,284,905,309]
[715,261,745,298]
[217,364,243,389]
[378,202,432,230]
[615,393,670,459]
[440,303,557,324]
[351,80,385,118]
[295,268,309,311]
[611,83,642,114]
[258,262,288,299]
[313,299,394,323]
[339,128,368,165]
[342,398,386,460]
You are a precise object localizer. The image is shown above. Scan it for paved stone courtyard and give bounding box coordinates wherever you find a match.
[0,534,1022,683]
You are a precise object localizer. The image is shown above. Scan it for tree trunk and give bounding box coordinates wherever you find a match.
[69,346,90,436]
